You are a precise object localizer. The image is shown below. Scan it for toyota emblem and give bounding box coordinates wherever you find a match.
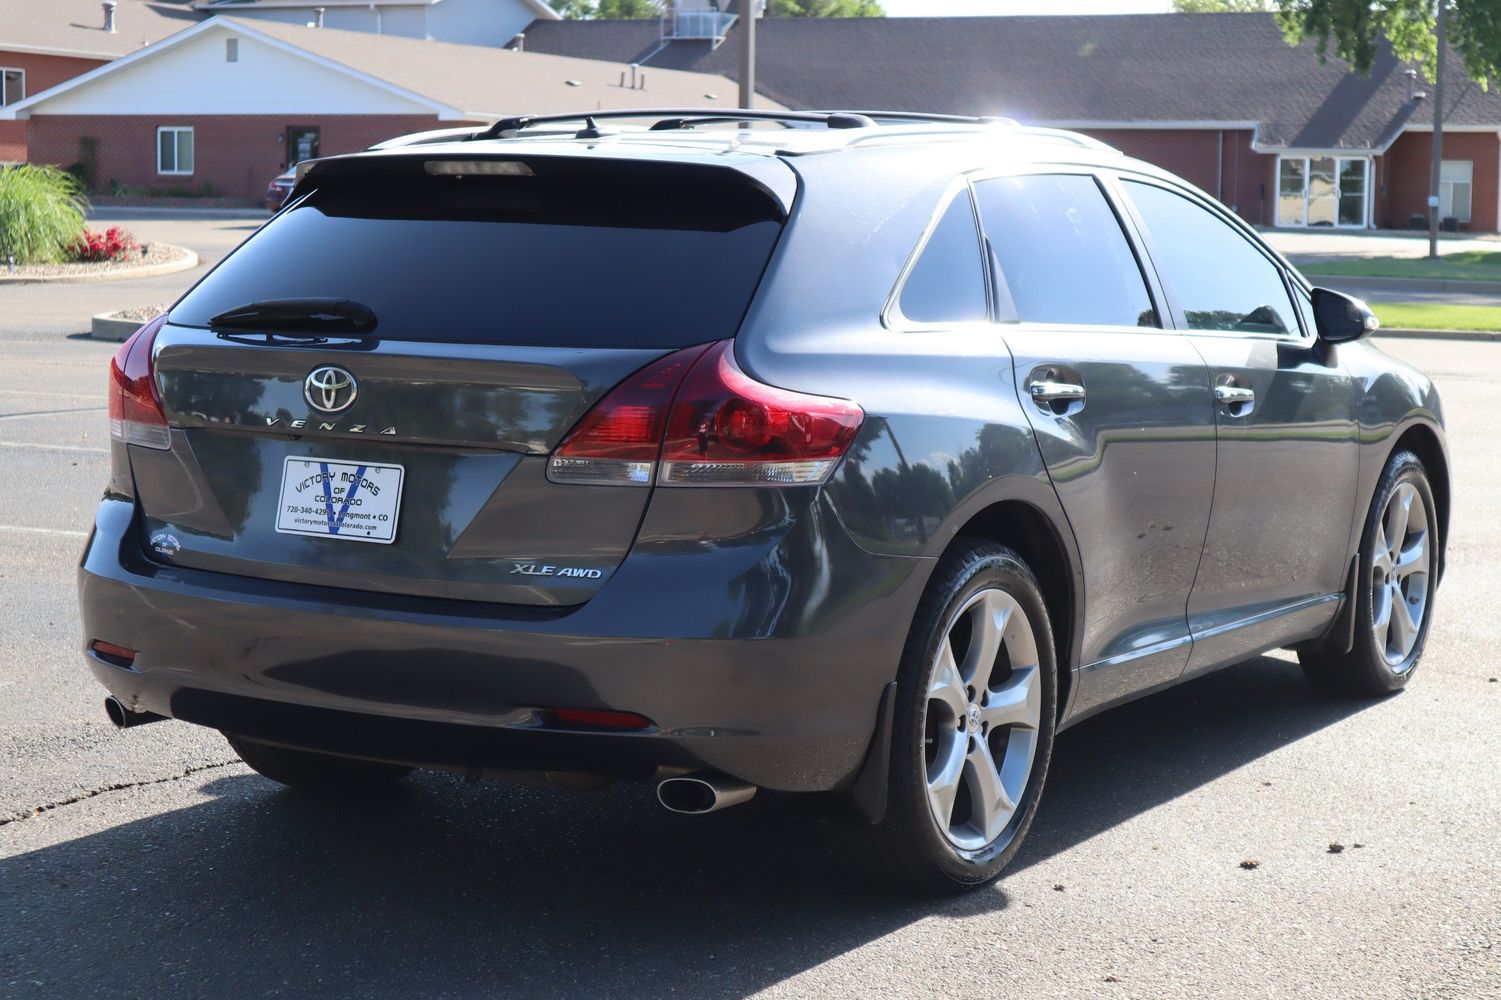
[303,366,358,414]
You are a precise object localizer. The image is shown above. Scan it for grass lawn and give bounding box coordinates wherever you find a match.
[1371,301,1501,332]
[1300,250,1501,282]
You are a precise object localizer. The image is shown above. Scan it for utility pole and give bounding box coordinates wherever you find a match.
[1428,0,1447,259]
[738,0,756,110]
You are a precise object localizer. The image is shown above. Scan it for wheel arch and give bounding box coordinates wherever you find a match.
[1387,419,1450,583]
[932,486,1083,723]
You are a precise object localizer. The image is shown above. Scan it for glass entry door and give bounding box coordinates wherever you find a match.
[1277,156,1369,227]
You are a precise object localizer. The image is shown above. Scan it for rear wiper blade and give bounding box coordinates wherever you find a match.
[207,298,377,335]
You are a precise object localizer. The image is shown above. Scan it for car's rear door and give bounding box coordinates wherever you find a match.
[1116,177,1361,674]
[974,169,1215,718]
[134,151,790,607]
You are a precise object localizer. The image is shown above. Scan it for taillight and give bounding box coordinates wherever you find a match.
[547,344,710,485]
[548,340,863,488]
[659,341,863,486]
[108,314,170,450]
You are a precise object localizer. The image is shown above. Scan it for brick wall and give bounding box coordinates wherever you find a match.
[1381,130,1499,232]
[26,114,460,202]
[0,51,107,161]
[1080,128,1278,226]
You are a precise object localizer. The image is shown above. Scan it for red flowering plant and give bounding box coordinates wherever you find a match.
[67,226,140,263]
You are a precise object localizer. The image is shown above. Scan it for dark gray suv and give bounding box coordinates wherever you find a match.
[81,111,1449,891]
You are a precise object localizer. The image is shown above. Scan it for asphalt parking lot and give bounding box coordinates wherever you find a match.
[1,215,1498,999]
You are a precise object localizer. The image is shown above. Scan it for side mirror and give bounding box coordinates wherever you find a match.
[1311,287,1379,343]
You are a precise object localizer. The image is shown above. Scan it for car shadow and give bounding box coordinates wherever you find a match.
[0,655,1374,998]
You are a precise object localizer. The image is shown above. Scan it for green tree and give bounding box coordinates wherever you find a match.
[766,0,884,14]
[1274,1,1501,85]
[552,0,661,18]
[1172,0,1273,11]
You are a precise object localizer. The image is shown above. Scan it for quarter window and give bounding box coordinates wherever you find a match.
[1124,180,1298,336]
[157,126,194,175]
[0,68,23,107]
[896,190,988,326]
[974,173,1157,328]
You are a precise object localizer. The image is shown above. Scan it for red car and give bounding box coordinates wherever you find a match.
[265,169,295,212]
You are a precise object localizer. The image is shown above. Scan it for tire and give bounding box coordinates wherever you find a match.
[858,540,1058,894]
[1300,449,1440,697]
[224,733,413,791]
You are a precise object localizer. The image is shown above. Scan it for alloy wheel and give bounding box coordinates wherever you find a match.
[923,588,1042,852]
[1371,481,1430,670]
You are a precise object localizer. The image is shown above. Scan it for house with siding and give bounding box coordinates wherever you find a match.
[0,16,775,202]
[522,10,1501,232]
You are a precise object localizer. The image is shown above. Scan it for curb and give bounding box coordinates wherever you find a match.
[0,245,198,284]
[90,312,156,342]
[90,206,267,220]
[1376,327,1501,343]
[1302,273,1501,295]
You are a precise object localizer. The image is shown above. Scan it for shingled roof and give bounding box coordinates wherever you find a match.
[0,0,198,59]
[519,12,1501,152]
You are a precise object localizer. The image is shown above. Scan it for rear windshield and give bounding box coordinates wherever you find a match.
[170,156,786,348]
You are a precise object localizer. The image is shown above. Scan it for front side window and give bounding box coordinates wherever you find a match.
[1124,180,1298,336]
[895,189,988,326]
[0,69,23,107]
[975,173,1157,328]
[157,126,194,175]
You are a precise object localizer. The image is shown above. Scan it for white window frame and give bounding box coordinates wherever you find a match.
[0,67,24,107]
[156,126,194,176]
[1440,159,1473,224]
[1275,154,1371,229]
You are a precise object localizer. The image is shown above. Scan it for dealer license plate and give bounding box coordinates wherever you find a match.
[275,457,404,544]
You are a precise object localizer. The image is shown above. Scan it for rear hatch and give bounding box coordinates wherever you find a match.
[133,151,790,606]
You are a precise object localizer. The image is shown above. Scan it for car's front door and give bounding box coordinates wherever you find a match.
[973,171,1216,718]
[1118,178,1361,676]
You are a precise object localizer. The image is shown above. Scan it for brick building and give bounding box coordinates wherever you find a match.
[523,10,1501,232]
[0,0,195,162]
[1,16,773,203]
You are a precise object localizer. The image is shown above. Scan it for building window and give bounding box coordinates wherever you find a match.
[225,38,238,62]
[1440,160,1473,224]
[157,126,194,175]
[1276,155,1369,228]
[0,68,23,107]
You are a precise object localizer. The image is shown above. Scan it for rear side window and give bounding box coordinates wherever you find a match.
[895,190,988,326]
[1123,180,1299,336]
[170,157,785,349]
[975,173,1157,328]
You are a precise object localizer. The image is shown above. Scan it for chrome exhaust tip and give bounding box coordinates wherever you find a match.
[104,696,166,729]
[656,772,756,814]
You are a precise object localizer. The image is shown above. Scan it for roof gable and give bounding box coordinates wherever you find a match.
[519,12,1501,152]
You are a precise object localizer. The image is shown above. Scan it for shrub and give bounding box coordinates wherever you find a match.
[0,164,89,264]
[67,226,139,263]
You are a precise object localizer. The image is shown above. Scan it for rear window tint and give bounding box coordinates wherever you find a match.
[170,157,785,349]
[975,173,1158,328]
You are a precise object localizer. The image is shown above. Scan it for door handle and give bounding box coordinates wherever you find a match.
[1213,384,1255,404]
[1027,380,1087,403]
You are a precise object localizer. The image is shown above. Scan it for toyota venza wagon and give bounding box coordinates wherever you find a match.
[80,110,1448,891]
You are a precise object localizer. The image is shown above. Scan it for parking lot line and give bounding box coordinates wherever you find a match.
[0,440,108,454]
[0,524,89,539]
[0,407,106,421]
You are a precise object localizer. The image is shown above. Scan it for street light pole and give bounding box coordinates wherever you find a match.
[738,0,757,110]
[1428,0,1447,259]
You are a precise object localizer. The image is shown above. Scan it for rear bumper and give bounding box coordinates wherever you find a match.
[79,493,932,792]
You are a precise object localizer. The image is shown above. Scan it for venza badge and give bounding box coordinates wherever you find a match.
[303,366,358,414]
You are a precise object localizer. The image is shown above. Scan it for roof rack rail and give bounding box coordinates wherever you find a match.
[468,108,878,141]
[822,111,1019,127]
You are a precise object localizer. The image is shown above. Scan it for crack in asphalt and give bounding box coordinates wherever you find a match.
[0,759,241,827]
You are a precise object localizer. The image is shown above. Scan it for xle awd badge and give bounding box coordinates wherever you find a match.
[512,563,604,579]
